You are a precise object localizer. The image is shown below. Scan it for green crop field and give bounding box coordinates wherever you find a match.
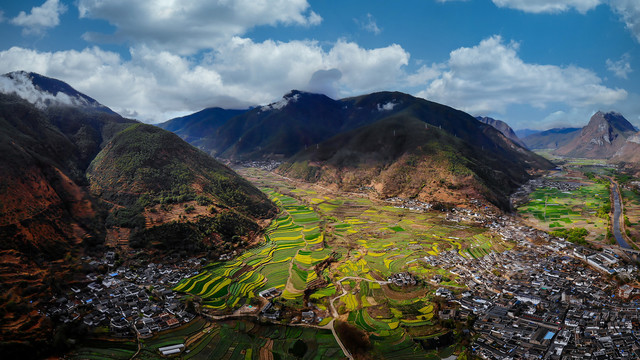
[72,318,343,360]
[175,189,329,309]
[517,180,610,241]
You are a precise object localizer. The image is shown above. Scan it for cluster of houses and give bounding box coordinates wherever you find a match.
[385,197,432,212]
[423,217,640,359]
[237,160,282,171]
[388,272,417,287]
[258,287,282,300]
[43,255,202,338]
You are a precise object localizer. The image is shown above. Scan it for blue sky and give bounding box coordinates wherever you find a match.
[0,0,639,130]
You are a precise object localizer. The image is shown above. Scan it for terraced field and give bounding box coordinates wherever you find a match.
[174,190,329,309]
[223,168,514,358]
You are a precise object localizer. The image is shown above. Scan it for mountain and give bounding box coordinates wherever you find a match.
[522,127,581,150]
[157,107,247,150]
[0,71,115,114]
[203,91,547,165]
[0,78,136,356]
[277,92,553,210]
[554,111,636,159]
[475,116,525,147]
[88,123,276,250]
[0,72,275,356]
[212,90,347,159]
[612,132,640,164]
[515,129,540,139]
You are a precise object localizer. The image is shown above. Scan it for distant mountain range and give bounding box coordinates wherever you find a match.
[517,111,639,161]
[554,111,637,159]
[0,72,275,355]
[163,90,553,210]
[521,127,582,150]
[514,129,540,139]
[158,107,247,150]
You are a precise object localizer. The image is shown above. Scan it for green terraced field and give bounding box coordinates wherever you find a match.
[175,190,330,310]
[172,167,514,358]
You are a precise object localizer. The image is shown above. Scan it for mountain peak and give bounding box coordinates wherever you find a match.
[555,110,635,158]
[0,71,114,113]
[475,116,525,147]
[586,110,635,135]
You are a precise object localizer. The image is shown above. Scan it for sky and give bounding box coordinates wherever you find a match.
[0,0,639,130]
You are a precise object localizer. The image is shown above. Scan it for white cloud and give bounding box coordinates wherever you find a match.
[606,54,632,79]
[355,13,381,35]
[0,38,410,122]
[406,63,443,86]
[609,0,640,43]
[477,0,640,43]
[77,0,322,54]
[491,0,603,14]
[540,108,599,129]
[417,35,627,114]
[10,0,67,35]
[0,71,79,109]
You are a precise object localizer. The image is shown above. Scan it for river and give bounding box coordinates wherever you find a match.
[611,182,631,249]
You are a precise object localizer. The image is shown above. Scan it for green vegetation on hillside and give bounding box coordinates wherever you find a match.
[281,115,548,210]
[87,123,276,251]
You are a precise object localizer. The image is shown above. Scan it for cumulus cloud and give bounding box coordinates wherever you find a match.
[609,0,640,43]
[417,35,627,114]
[0,38,410,122]
[406,64,443,86]
[490,0,603,14]
[469,0,639,43]
[306,69,342,98]
[606,54,632,79]
[10,0,67,35]
[540,108,600,129]
[77,0,322,54]
[355,13,381,35]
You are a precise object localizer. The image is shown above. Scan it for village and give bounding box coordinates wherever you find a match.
[425,215,640,359]
[42,254,203,339]
[38,195,640,359]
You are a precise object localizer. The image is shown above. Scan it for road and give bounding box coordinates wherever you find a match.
[325,276,391,360]
[611,181,632,249]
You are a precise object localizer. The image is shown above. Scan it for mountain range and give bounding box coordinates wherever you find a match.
[521,127,582,150]
[162,90,553,210]
[0,72,275,355]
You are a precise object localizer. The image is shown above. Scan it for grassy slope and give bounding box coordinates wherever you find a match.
[87,123,277,249]
[279,100,553,209]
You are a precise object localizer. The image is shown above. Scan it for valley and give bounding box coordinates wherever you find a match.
[2,72,640,359]
[62,163,640,360]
